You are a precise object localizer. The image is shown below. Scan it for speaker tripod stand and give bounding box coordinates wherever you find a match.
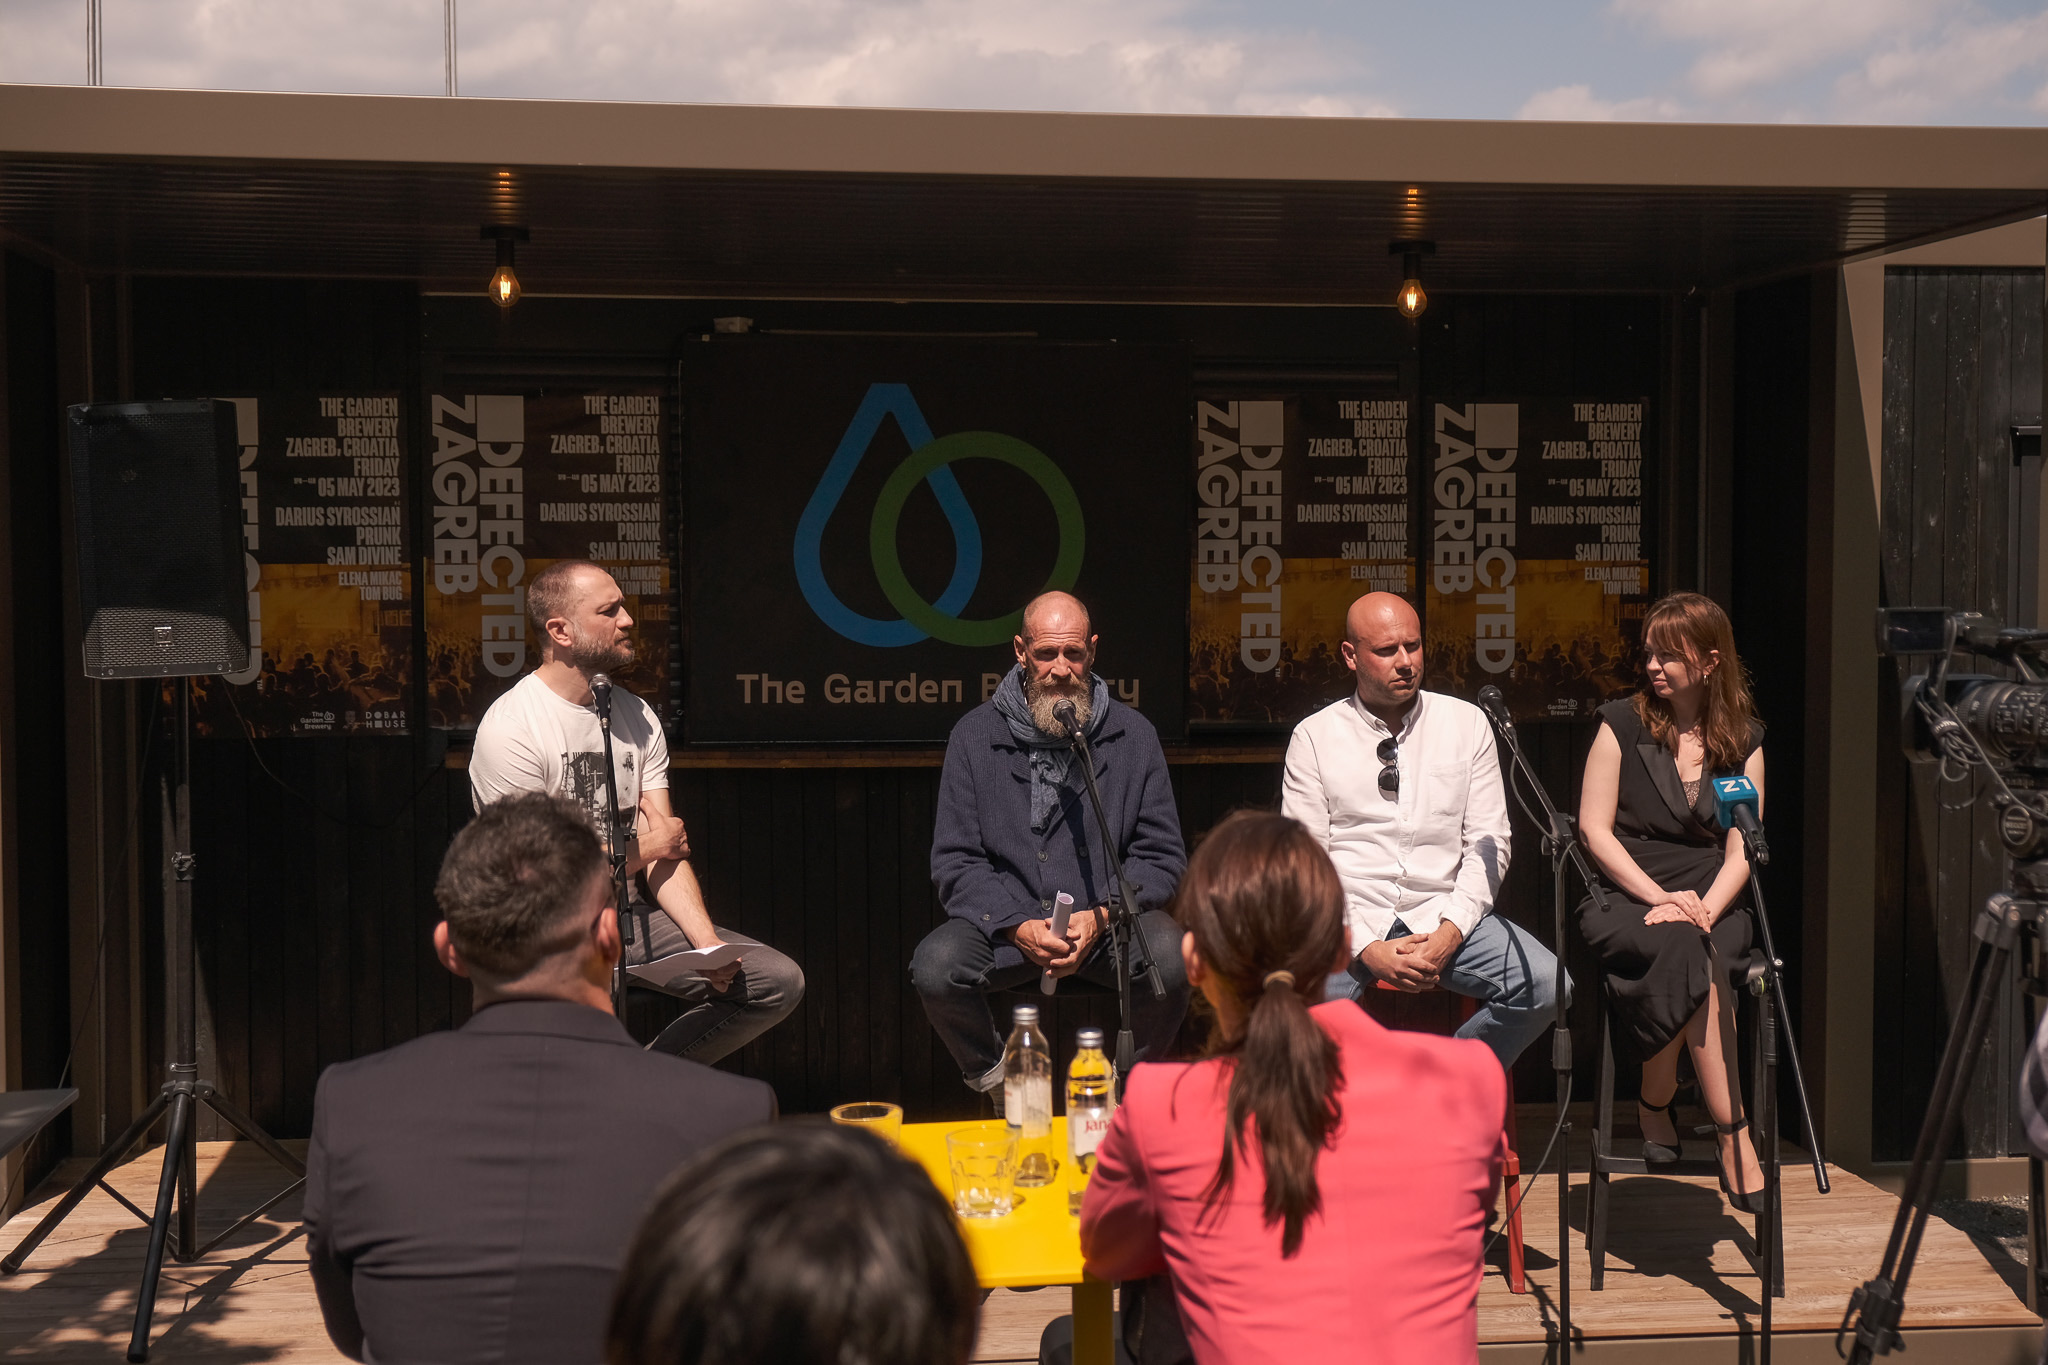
[1,679,305,1363]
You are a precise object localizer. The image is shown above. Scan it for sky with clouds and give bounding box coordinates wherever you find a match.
[4,0,2048,124]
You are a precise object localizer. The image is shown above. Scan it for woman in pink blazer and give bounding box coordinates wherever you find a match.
[1079,810,1506,1365]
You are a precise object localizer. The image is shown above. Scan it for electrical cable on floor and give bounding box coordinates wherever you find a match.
[1483,1073,1572,1259]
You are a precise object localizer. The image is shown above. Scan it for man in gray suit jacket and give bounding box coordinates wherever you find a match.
[304,793,775,1365]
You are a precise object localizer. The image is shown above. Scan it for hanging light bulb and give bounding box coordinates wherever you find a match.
[489,261,520,307]
[480,225,529,308]
[1397,276,1427,319]
[1389,239,1435,319]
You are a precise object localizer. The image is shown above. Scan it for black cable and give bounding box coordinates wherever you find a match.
[1483,1072,1573,1259]
[223,688,447,832]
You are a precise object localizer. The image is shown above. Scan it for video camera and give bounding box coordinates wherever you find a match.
[1880,607,2048,807]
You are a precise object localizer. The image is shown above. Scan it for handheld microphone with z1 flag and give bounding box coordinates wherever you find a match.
[1712,775,1769,865]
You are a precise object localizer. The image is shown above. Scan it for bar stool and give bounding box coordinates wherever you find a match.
[1584,951,1784,1295]
[1360,981,1528,1295]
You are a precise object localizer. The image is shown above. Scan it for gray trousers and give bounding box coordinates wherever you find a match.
[620,903,804,1065]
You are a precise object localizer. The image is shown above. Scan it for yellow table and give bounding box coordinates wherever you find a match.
[898,1118,1115,1365]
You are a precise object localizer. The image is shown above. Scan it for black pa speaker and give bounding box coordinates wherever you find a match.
[69,400,251,679]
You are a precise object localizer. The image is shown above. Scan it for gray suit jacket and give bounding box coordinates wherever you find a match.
[304,999,775,1364]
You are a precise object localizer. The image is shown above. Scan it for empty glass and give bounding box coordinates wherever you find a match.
[946,1124,1019,1219]
[828,1101,903,1144]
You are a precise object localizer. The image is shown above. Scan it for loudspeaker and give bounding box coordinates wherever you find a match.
[69,400,251,679]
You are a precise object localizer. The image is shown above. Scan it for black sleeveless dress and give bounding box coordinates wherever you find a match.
[1576,698,1759,1062]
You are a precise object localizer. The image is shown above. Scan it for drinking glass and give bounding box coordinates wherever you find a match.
[828,1101,902,1144]
[946,1124,1019,1219]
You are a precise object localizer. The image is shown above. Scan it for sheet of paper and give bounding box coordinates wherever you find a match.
[626,943,746,983]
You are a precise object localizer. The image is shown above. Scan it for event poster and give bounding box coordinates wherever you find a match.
[685,337,1188,742]
[1188,389,1415,728]
[190,393,412,738]
[424,387,672,729]
[1423,397,1648,721]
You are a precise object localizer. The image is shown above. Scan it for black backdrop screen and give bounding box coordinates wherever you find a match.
[685,337,1188,742]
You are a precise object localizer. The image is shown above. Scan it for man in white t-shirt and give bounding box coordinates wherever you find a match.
[470,560,803,1063]
[1282,591,1566,1069]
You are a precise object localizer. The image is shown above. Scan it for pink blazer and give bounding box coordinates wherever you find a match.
[1079,1002,1505,1365]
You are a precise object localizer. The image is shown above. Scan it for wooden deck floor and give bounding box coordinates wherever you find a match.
[0,1132,2033,1362]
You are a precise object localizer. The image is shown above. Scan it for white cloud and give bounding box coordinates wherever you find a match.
[1517,83,1685,121]
[1608,0,2048,121]
[1613,0,1946,96]
[0,0,1393,117]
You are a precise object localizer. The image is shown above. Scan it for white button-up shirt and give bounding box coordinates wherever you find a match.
[1281,689,1511,950]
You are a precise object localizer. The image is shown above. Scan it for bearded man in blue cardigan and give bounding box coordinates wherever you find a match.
[910,591,1190,1107]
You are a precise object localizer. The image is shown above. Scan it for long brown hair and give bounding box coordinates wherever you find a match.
[1632,592,1757,773]
[1176,811,1347,1258]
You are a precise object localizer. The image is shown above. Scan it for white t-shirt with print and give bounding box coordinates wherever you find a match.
[468,672,669,864]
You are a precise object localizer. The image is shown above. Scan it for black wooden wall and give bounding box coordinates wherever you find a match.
[28,280,1695,1137]
[1874,267,2043,1160]
[4,251,75,1181]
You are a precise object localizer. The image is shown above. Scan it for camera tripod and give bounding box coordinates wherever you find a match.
[0,680,304,1362]
[1840,845,2048,1361]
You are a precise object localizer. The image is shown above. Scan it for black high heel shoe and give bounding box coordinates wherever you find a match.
[1638,1095,1681,1164]
[1715,1119,1764,1214]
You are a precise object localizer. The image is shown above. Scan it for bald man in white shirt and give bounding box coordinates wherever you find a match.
[1281,592,1568,1069]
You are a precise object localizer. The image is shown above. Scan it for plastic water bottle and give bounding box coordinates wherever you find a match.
[1004,1004,1057,1187]
[1067,1027,1114,1214]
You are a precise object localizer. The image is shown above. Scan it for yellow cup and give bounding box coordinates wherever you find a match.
[829,1101,903,1144]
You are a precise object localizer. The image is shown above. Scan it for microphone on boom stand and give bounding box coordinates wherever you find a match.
[1476,681,1588,1346]
[590,673,634,1013]
[1050,691,1162,1099]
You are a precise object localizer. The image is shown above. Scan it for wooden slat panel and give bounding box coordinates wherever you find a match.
[1870,267,2043,1160]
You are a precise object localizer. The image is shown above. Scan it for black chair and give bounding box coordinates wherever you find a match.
[1585,952,1785,1296]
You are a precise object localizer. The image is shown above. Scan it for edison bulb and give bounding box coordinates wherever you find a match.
[489,265,521,308]
[1397,278,1427,319]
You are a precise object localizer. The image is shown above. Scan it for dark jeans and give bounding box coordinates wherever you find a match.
[909,912,1190,1089]
[622,904,805,1065]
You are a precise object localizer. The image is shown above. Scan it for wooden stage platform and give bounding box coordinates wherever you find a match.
[0,1127,2036,1363]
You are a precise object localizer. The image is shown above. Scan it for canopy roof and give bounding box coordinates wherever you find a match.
[2,83,2044,301]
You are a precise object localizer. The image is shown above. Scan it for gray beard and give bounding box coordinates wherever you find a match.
[1025,679,1090,737]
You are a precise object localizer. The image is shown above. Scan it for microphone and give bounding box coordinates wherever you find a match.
[1477,685,1513,731]
[1712,775,1769,866]
[1052,698,1080,738]
[590,673,613,724]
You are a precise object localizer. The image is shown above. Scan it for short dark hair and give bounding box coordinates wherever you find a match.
[436,793,605,977]
[606,1123,979,1365]
[527,558,607,642]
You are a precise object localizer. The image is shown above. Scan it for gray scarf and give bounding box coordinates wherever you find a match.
[990,666,1109,834]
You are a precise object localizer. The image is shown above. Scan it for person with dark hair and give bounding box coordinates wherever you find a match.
[470,557,803,1061]
[1079,810,1505,1364]
[302,792,776,1365]
[1578,591,1767,1211]
[912,590,1190,1108]
[606,1122,980,1365]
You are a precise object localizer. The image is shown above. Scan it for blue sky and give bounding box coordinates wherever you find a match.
[5,0,2048,124]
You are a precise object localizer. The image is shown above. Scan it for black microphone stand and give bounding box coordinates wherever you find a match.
[1481,690,1601,1355]
[1730,819,1829,1363]
[1060,700,1164,1100]
[591,674,635,1015]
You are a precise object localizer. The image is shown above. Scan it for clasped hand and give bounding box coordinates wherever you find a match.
[634,809,691,864]
[1361,923,1463,993]
[1011,908,1103,978]
[1645,888,1714,931]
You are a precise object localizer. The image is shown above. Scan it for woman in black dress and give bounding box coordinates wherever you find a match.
[1577,592,1766,1212]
